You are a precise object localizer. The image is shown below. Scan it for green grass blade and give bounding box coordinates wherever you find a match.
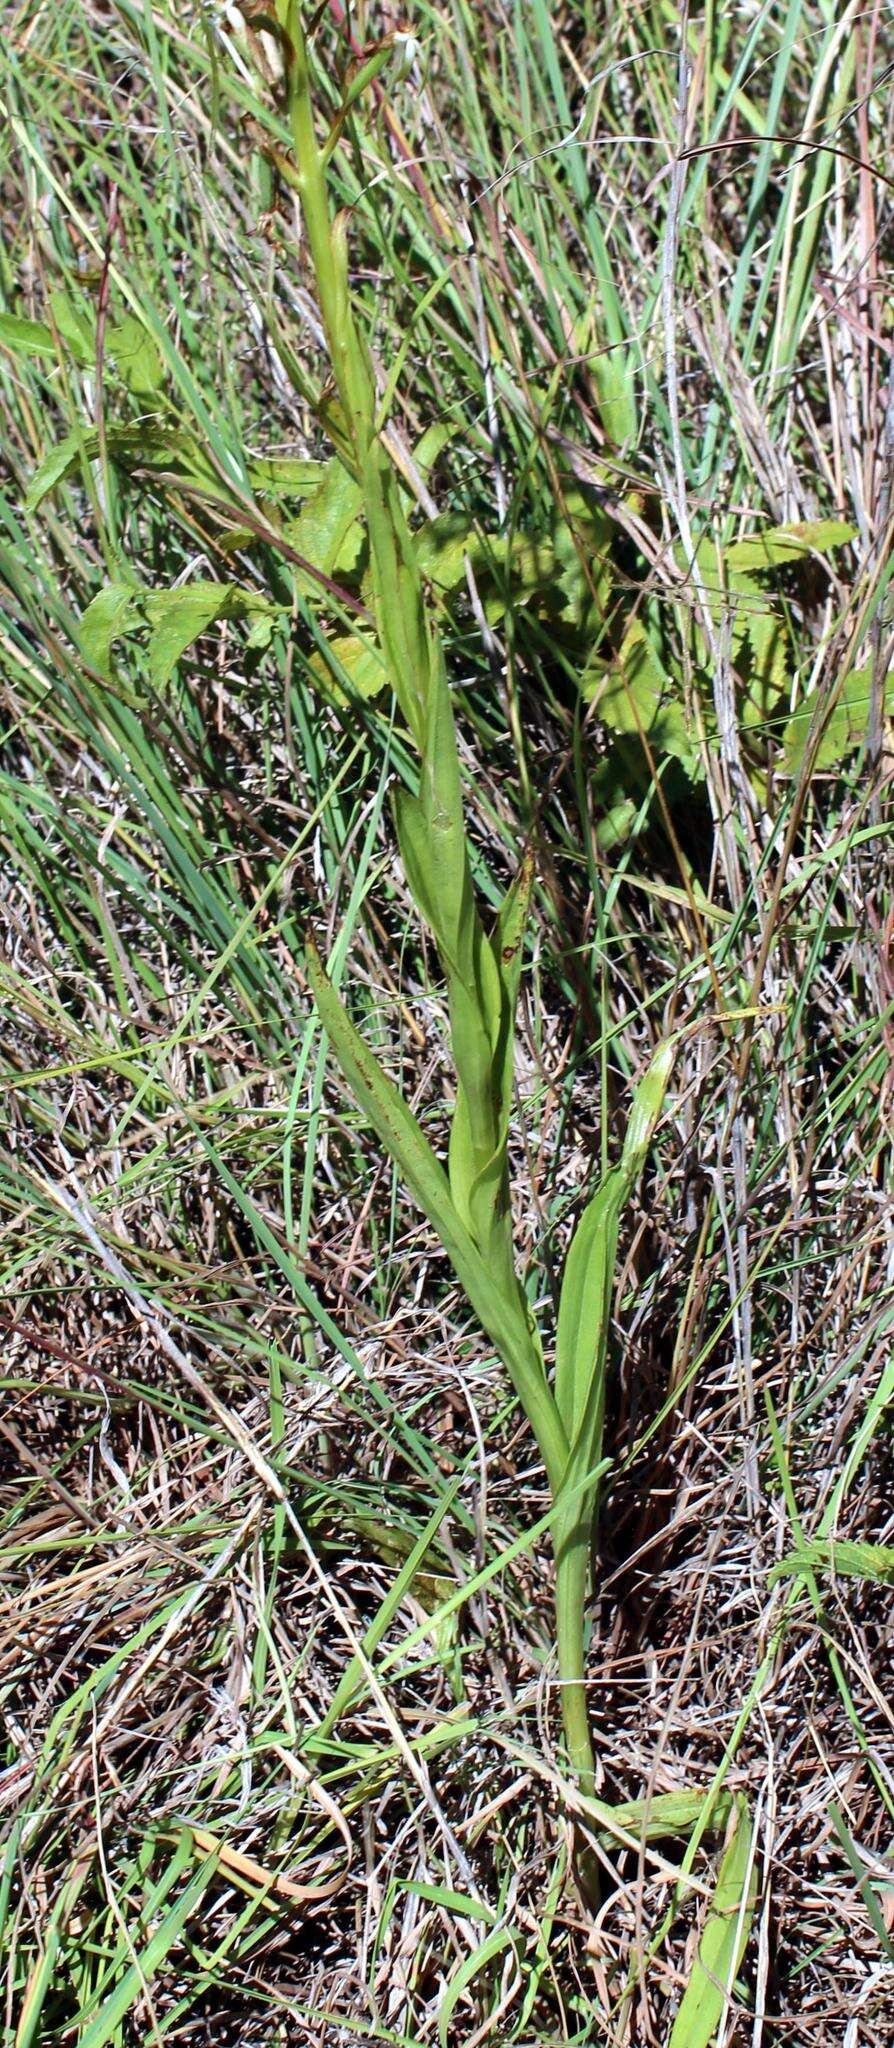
[668,1796,757,2048]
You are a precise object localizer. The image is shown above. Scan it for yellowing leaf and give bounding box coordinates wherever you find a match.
[311,629,387,701]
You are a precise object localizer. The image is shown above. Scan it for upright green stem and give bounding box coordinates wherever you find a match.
[554,1505,597,1798]
[278,0,604,1811]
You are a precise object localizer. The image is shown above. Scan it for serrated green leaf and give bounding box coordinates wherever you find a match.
[284,455,364,590]
[584,617,697,769]
[724,518,855,572]
[781,666,890,774]
[770,1537,894,1584]
[668,1796,756,2048]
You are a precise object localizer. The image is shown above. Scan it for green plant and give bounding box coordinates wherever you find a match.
[274,0,672,1819]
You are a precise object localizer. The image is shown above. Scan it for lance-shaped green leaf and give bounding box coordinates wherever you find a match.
[668,1795,757,2048]
[447,850,536,1254]
[554,1162,625,1454]
[305,938,566,1488]
[396,672,519,1257]
[555,1041,674,1466]
[396,659,477,981]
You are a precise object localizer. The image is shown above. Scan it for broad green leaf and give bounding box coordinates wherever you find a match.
[593,788,640,851]
[26,428,90,510]
[770,1537,894,1584]
[582,1786,734,1850]
[78,581,138,677]
[26,423,243,512]
[556,1041,673,1461]
[311,629,387,702]
[446,942,505,1253]
[781,666,890,774]
[107,313,165,394]
[734,570,789,722]
[284,455,364,589]
[414,661,475,978]
[554,1169,621,1447]
[414,511,482,593]
[0,312,56,359]
[494,849,534,1023]
[246,453,327,498]
[621,1040,676,1176]
[0,299,163,391]
[412,420,455,478]
[584,618,697,770]
[143,582,277,685]
[724,518,855,572]
[399,763,526,1262]
[551,498,614,633]
[306,934,494,1286]
[48,288,94,364]
[77,579,277,682]
[668,1796,756,2048]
